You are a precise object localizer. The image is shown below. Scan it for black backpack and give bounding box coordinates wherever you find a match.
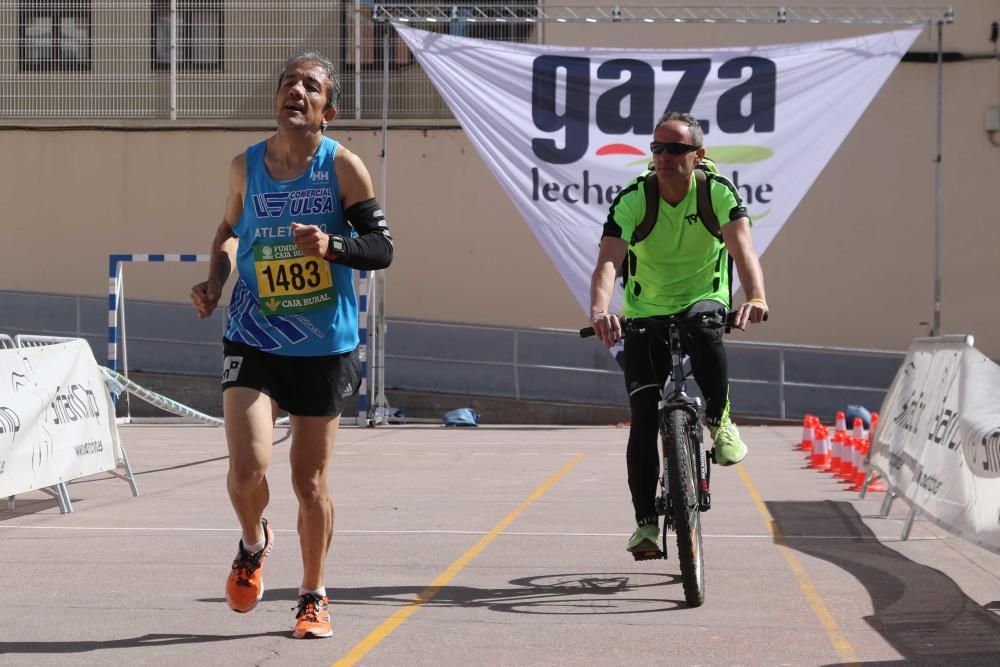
[622,157,734,301]
[632,157,722,245]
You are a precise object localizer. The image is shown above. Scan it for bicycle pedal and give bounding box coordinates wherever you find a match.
[632,549,664,561]
[699,492,712,512]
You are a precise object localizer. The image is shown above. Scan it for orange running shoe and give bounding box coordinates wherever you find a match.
[225,518,273,613]
[293,593,332,638]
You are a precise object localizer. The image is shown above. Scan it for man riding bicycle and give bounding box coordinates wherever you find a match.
[589,111,768,555]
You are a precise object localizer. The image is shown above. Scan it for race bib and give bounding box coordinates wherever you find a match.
[253,242,335,315]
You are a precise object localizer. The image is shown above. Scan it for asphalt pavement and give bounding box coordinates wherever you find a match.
[2,423,999,666]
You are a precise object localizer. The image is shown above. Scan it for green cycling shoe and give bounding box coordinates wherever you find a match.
[710,403,748,466]
[626,522,660,553]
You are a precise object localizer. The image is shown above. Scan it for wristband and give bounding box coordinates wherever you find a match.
[749,298,768,307]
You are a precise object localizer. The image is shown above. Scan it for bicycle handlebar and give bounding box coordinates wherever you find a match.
[579,310,767,339]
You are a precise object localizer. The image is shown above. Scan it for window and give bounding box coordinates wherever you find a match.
[151,1,223,72]
[18,1,92,72]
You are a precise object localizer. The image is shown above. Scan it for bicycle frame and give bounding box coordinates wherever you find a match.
[652,320,712,522]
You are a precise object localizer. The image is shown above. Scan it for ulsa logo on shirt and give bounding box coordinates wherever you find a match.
[252,190,334,218]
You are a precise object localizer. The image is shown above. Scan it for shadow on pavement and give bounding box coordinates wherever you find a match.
[0,631,290,655]
[0,453,234,518]
[767,500,1000,665]
[201,572,686,615]
[0,497,62,518]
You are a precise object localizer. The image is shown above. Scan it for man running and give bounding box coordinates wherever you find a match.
[190,51,393,638]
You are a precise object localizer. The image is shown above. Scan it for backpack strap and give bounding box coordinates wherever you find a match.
[694,168,722,240]
[635,168,723,244]
[694,168,735,305]
[630,172,660,245]
[619,174,658,288]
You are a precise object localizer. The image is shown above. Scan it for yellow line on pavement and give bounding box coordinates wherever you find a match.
[736,464,860,666]
[332,453,586,667]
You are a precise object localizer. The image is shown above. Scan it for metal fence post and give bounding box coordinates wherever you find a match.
[169,0,178,120]
[778,348,786,419]
[513,329,521,401]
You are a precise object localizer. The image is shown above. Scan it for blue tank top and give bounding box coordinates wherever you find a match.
[225,137,358,356]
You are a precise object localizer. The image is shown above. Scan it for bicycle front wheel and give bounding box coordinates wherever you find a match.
[665,409,705,607]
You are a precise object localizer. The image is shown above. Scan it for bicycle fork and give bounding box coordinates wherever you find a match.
[692,419,712,512]
[656,458,671,527]
[663,324,712,514]
[657,408,712,523]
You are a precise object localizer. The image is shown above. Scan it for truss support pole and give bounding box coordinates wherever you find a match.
[931,19,944,335]
[365,20,393,426]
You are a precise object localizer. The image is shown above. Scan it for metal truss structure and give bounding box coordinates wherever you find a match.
[372,4,953,25]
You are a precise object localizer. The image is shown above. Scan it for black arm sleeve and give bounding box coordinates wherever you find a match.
[324,198,394,271]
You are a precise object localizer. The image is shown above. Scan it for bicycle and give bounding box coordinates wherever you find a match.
[581,310,742,607]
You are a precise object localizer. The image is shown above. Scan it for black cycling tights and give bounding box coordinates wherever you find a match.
[626,389,663,525]
[625,319,728,524]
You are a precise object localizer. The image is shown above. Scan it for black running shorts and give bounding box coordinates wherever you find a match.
[221,339,361,417]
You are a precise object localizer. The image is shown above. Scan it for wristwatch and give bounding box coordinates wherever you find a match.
[324,235,345,261]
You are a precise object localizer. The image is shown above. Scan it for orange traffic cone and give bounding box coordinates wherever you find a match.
[808,427,832,470]
[804,417,824,459]
[849,440,879,491]
[852,417,867,441]
[834,410,847,432]
[848,439,867,490]
[862,470,888,493]
[798,415,815,451]
[829,430,845,474]
[836,436,858,481]
[850,437,888,493]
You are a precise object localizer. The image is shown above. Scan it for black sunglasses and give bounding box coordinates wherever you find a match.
[650,142,701,156]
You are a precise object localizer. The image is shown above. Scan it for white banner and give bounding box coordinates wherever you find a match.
[395,25,921,314]
[0,340,122,497]
[869,337,1000,554]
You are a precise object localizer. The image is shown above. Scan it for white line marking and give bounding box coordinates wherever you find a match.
[0,525,947,541]
[337,451,562,457]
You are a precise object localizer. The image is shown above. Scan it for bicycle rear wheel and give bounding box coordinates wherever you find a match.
[665,409,705,607]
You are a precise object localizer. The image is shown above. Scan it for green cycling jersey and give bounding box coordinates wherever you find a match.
[603,170,749,317]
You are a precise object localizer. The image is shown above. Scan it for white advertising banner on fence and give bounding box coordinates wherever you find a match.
[869,337,1000,553]
[395,25,921,314]
[0,340,122,497]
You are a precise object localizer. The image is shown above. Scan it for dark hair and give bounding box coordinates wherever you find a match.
[276,51,342,111]
[654,112,703,147]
